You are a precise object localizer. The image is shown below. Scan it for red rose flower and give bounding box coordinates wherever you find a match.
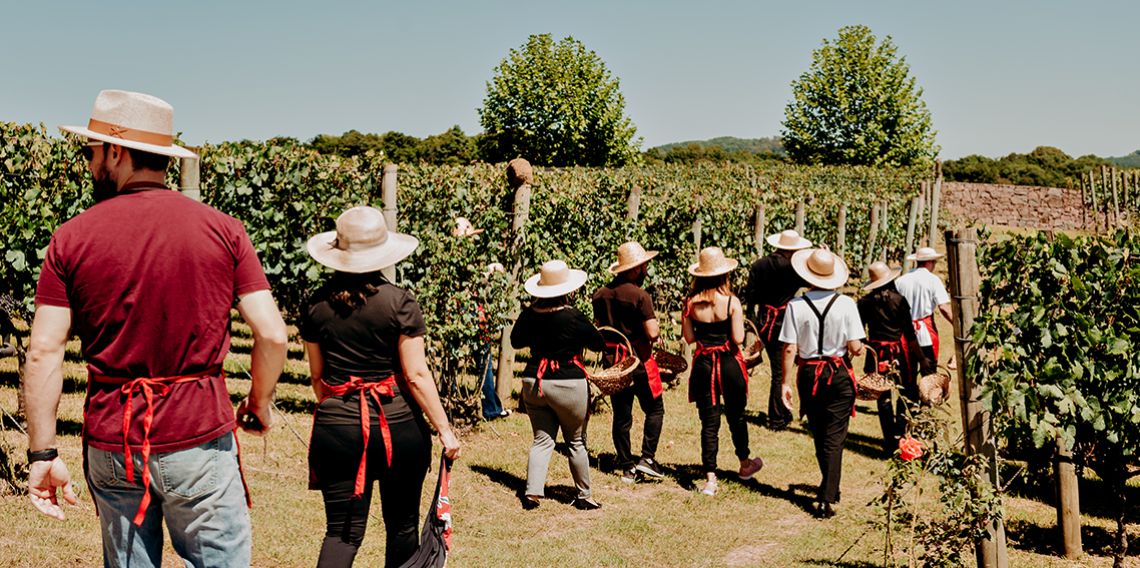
[878,361,890,373]
[899,437,923,461]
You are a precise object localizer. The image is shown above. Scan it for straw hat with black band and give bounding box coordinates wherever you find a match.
[307,206,419,273]
[525,260,588,298]
[862,261,902,291]
[688,247,739,277]
[906,247,945,263]
[791,248,849,290]
[608,241,658,274]
[59,90,198,159]
[766,230,812,251]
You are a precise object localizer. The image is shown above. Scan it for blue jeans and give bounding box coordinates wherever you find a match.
[87,431,251,568]
[479,342,504,419]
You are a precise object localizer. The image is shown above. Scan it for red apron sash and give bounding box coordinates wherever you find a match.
[758,304,787,343]
[870,337,912,382]
[318,375,402,499]
[913,315,939,360]
[692,340,748,403]
[536,356,586,397]
[796,356,858,417]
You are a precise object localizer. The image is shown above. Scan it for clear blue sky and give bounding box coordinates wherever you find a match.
[3,0,1137,159]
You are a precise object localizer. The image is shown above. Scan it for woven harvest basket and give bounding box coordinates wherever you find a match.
[588,326,640,396]
[855,350,895,402]
[653,350,688,384]
[741,318,764,369]
[919,369,952,406]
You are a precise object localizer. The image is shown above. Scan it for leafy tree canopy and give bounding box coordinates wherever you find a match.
[304,127,478,165]
[642,143,787,166]
[651,136,785,156]
[782,25,938,168]
[943,146,1114,188]
[478,33,641,167]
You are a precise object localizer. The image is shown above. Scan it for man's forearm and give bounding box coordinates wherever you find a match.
[781,344,797,387]
[25,349,64,452]
[247,338,286,406]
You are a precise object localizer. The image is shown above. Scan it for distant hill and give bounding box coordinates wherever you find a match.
[652,136,785,156]
[1105,151,1140,169]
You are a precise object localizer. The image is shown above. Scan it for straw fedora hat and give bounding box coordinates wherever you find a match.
[59,90,197,159]
[306,206,419,273]
[688,247,739,277]
[863,261,902,291]
[451,217,484,237]
[791,248,849,290]
[608,241,658,274]
[906,247,946,262]
[524,260,588,298]
[767,230,812,251]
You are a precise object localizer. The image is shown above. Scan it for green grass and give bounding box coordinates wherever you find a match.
[1,310,1137,567]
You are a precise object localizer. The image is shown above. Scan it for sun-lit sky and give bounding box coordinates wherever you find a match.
[3,0,1137,159]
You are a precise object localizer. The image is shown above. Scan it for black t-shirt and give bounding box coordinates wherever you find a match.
[591,276,657,361]
[745,252,806,309]
[510,306,607,380]
[857,282,917,343]
[300,273,428,425]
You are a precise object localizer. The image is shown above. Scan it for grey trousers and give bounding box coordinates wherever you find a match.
[521,377,591,499]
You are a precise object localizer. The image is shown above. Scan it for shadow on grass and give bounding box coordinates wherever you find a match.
[1005,518,1139,558]
[468,464,580,505]
[1000,462,1140,522]
[801,559,880,567]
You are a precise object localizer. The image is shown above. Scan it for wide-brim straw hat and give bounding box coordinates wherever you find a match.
[307,206,419,273]
[791,248,849,290]
[863,261,903,291]
[906,247,946,262]
[524,260,588,298]
[767,230,812,251]
[59,90,197,159]
[688,247,739,277]
[608,241,658,274]
[451,216,484,237]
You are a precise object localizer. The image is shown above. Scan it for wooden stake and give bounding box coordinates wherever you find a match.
[903,197,919,273]
[879,201,889,263]
[380,164,399,282]
[864,203,880,279]
[685,195,704,364]
[1080,173,1087,230]
[929,166,943,248]
[754,204,766,256]
[627,184,642,222]
[837,204,847,260]
[1091,169,1100,232]
[496,179,533,404]
[946,227,1009,568]
[179,147,201,202]
[795,201,805,236]
[1056,438,1083,559]
[1110,166,1120,229]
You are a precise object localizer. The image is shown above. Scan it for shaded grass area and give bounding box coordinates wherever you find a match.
[0,313,1136,567]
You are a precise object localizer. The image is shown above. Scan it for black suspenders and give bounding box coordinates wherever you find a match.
[803,293,841,357]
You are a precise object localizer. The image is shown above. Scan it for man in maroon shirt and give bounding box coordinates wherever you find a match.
[23,90,287,568]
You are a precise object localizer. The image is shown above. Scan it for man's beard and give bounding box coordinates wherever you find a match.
[91,161,117,203]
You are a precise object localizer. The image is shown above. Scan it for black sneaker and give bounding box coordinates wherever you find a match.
[635,458,664,479]
[620,467,638,483]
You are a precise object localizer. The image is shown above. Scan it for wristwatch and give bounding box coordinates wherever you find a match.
[27,448,59,463]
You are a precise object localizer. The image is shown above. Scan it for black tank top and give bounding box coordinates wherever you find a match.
[693,318,732,346]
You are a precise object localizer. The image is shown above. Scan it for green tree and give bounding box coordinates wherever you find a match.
[478,33,641,167]
[782,25,938,167]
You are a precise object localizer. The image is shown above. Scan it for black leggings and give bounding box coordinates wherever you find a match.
[691,355,750,473]
[310,418,432,568]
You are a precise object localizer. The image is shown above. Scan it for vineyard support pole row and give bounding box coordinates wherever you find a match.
[381,164,398,282]
[928,161,943,249]
[180,147,200,202]
[836,204,847,260]
[879,201,889,263]
[946,227,1008,568]
[1108,165,1120,229]
[1056,438,1083,559]
[903,197,919,273]
[496,180,532,404]
[864,203,880,279]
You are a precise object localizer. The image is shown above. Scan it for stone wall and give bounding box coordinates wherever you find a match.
[940,181,1088,230]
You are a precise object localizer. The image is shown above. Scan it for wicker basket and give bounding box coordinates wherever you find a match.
[741,319,764,368]
[588,326,640,396]
[653,350,688,385]
[855,349,895,402]
[919,369,952,406]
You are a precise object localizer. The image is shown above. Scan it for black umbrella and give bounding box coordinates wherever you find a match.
[398,454,453,568]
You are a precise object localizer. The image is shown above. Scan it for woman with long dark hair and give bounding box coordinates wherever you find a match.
[301,206,461,567]
[511,260,607,510]
[682,247,764,497]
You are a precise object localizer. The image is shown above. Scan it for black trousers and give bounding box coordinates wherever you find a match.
[863,342,919,453]
[611,367,664,469]
[764,335,793,430]
[310,417,432,568]
[691,354,750,473]
[798,362,855,504]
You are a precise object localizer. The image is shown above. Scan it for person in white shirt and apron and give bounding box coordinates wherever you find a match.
[893,247,953,384]
[779,248,865,519]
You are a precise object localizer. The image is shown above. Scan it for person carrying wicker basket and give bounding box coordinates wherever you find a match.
[779,248,865,519]
[683,247,765,497]
[744,230,811,431]
[591,241,666,483]
[893,248,953,381]
[858,261,935,454]
[511,260,607,510]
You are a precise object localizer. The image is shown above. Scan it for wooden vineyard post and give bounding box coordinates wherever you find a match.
[795,200,805,236]
[685,195,703,364]
[1109,166,1120,229]
[837,204,847,260]
[627,184,642,223]
[903,197,919,273]
[380,164,399,282]
[1080,173,1088,230]
[179,147,200,201]
[929,160,943,249]
[496,160,533,405]
[879,201,889,263]
[754,205,766,256]
[917,181,928,247]
[864,202,880,279]
[1091,169,1100,232]
[1056,438,1083,559]
[946,227,1009,568]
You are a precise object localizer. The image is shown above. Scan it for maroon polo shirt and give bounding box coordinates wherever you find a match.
[35,183,270,453]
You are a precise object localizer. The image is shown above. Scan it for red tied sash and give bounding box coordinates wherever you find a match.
[606,341,663,398]
[869,337,912,382]
[758,304,787,342]
[319,375,402,499]
[535,356,586,396]
[796,356,858,417]
[88,366,223,527]
[692,340,748,403]
[913,315,939,360]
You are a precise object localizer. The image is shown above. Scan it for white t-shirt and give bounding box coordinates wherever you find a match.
[779,290,865,358]
[894,267,950,346]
